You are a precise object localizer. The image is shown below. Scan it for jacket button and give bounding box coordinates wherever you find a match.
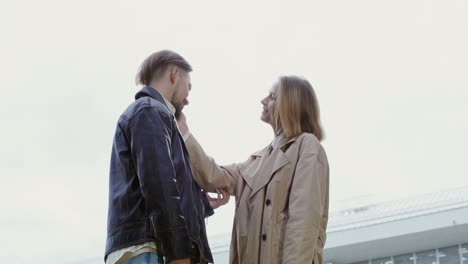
[265,199,271,206]
[262,234,267,241]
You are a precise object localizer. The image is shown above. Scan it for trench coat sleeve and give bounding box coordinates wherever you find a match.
[281,152,328,263]
[184,134,240,195]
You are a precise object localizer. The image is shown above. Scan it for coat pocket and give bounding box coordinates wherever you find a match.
[276,210,290,224]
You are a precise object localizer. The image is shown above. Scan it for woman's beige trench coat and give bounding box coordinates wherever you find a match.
[185,132,329,264]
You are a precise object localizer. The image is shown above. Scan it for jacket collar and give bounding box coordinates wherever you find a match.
[135,86,171,112]
[247,135,301,198]
[250,135,299,158]
[279,135,299,150]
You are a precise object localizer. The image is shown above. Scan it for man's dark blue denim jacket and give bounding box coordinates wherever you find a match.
[105,87,214,263]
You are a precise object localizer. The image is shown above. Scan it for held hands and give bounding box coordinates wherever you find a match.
[207,188,230,209]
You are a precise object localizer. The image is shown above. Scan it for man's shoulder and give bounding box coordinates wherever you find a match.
[121,97,171,123]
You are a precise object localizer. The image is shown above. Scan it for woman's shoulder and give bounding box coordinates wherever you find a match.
[297,133,327,159]
[298,132,321,147]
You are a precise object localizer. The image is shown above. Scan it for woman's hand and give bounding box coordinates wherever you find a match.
[206,188,230,209]
[176,111,189,136]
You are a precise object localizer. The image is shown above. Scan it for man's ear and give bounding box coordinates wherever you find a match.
[169,66,178,84]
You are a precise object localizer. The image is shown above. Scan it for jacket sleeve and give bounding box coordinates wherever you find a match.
[185,133,240,195]
[128,107,191,262]
[202,191,215,218]
[281,152,329,264]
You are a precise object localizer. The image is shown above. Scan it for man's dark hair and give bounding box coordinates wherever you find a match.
[136,50,192,86]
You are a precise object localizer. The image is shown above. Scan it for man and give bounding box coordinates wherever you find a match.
[105,50,225,264]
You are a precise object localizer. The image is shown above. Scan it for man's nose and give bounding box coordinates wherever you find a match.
[184,98,189,106]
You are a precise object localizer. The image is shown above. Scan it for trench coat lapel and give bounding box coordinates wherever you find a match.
[248,136,298,198]
[241,147,268,190]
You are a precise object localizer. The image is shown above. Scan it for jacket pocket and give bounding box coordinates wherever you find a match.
[108,218,146,236]
[276,210,290,224]
[149,215,159,238]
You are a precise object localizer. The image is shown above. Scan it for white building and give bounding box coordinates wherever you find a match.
[210,186,468,264]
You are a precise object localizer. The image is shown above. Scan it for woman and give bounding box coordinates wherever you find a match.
[177,75,329,264]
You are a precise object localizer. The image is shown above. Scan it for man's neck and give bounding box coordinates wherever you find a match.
[162,97,176,116]
[148,82,173,102]
[148,82,176,116]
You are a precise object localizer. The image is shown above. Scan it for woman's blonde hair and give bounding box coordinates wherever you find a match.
[273,75,324,141]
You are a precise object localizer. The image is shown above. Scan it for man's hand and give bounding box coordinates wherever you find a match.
[168,258,190,264]
[207,188,230,209]
[176,111,189,136]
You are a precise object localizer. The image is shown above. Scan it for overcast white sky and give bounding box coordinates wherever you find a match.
[0,0,467,263]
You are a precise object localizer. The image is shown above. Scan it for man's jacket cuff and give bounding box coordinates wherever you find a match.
[158,228,192,263]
